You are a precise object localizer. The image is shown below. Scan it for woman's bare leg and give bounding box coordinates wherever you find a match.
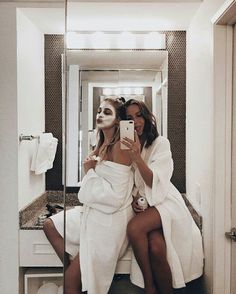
[43,218,69,267]
[64,253,82,294]
[148,230,172,294]
[127,207,162,294]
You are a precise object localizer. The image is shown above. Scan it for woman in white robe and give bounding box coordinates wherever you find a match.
[43,97,134,294]
[121,99,204,294]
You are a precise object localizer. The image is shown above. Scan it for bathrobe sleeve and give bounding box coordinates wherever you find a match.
[144,137,174,206]
[78,168,131,214]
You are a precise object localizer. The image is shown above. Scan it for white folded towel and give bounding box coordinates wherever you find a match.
[31,133,58,175]
[89,129,97,147]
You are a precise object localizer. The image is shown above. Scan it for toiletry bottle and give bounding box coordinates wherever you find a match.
[137,196,148,210]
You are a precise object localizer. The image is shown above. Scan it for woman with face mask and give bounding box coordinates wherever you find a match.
[121,99,203,294]
[43,97,134,294]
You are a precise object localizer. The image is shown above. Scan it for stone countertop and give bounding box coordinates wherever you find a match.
[182,194,202,231]
[19,191,202,231]
[19,191,81,230]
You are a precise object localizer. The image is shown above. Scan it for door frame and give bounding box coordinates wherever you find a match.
[212,1,235,293]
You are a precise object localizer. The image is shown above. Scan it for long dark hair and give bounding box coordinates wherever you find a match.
[124,99,159,148]
[96,97,126,158]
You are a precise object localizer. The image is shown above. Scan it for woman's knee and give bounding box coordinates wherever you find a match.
[43,218,58,240]
[43,218,53,233]
[127,217,141,240]
[148,232,166,262]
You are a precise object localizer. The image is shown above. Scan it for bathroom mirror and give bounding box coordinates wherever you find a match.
[65,0,169,186]
[65,1,187,193]
[65,50,168,185]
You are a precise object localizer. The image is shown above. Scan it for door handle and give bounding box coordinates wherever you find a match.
[225,227,236,241]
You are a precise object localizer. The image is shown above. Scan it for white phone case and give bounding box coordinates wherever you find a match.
[120,120,134,149]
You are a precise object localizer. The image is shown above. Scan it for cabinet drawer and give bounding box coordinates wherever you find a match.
[116,247,132,274]
[20,230,132,272]
[20,230,62,267]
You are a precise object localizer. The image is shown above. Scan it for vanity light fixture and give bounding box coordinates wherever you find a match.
[67,31,166,50]
[117,32,136,49]
[102,87,144,96]
[123,87,132,95]
[114,88,120,96]
[103,88,113,96]
[134,87,144,95]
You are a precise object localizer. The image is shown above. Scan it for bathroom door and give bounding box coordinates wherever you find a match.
[231,24,236,294]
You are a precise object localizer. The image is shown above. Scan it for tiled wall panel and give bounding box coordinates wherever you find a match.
[165,31,186,192]
[45,35,64,190]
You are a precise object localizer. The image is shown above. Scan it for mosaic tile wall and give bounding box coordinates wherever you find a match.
[165,31,186,192]
[45,35,64,190]
[45,32,186,192]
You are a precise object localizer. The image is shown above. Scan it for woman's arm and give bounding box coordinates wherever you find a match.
[121,131,153,187]
[83,148,100,174]
[133,156,153,188]
[121,135,174,206]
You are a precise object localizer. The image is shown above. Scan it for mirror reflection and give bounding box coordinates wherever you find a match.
[66,50,168,185]
[62,25,203,294]
[62,37,203,293]
[1,0,215,292]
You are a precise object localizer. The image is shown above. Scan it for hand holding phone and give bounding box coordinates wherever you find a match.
[120,120,134,150]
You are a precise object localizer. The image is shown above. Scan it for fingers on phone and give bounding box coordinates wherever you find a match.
[134,131,139,141]
[124,136,134,143]
[120,140,130,148]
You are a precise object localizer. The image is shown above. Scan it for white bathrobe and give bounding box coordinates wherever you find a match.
[130,136,204,289]
[78,160,134,293]
[51,160,134,294]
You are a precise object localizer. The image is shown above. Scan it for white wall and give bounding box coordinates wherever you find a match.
[0,3,64,293]
[17,9,45,210]
[0,4,19,294]
[186,0,227,292]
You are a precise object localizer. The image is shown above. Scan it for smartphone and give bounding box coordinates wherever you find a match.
[120,120,134,150]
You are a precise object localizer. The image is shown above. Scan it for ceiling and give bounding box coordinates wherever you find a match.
[20,1,202,33]
[0,0,202,2]
[67,50,168,69]
[67,0,201,1]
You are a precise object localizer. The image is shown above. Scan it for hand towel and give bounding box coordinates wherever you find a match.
[31,133,58,175]
[89,129,97,148]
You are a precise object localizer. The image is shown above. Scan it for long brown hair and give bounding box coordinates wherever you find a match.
[124,99,159,148]
[96,97,126,159]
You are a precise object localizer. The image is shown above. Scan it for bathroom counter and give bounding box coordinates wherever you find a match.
[19,191,202,269]
[19,191,81,230]
[182,194,202,231]
[19,191,202,231]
